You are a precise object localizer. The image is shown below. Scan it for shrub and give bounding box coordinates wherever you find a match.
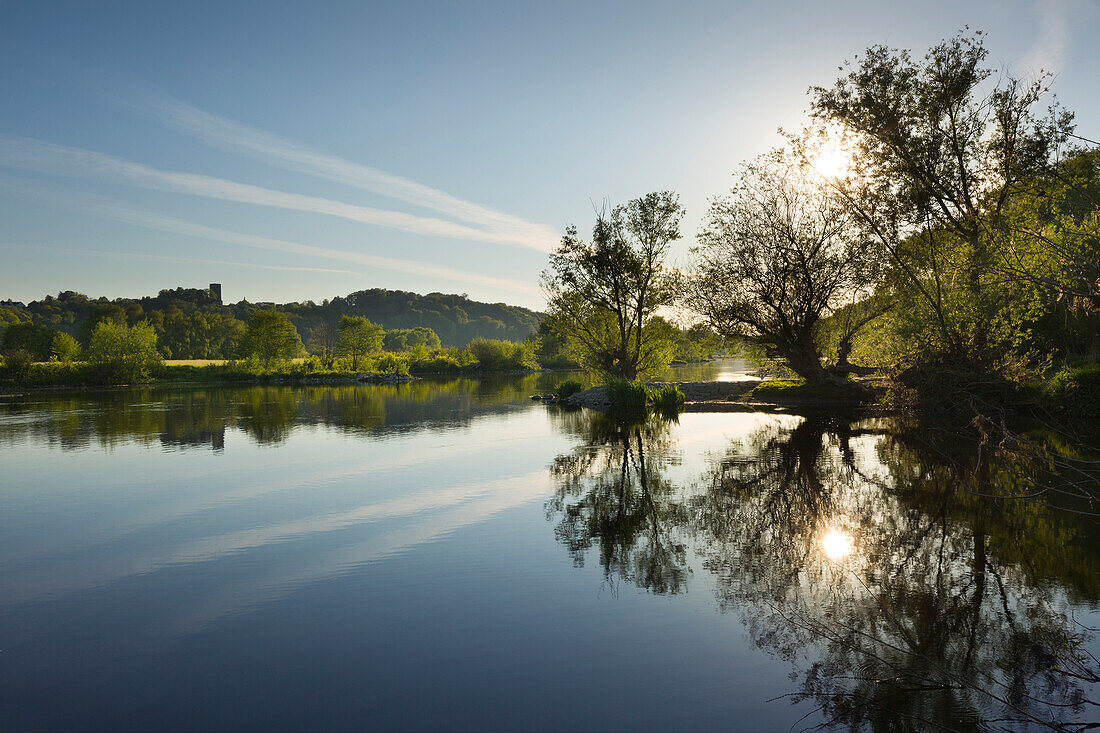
[468,338,539,371]
[556,379,585,399]
[3,349,34,379]
[373,352,410,376]
[85,321,163,383]
[1044,362,1100,416]
[384,327,441,351]
[604,379,649,411]
[649,384,685,409]
[51,332,81,363]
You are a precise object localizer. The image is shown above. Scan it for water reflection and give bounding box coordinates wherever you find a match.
[547,410,690,594]
[548,410,1100,730]
[0,372,576,451]
[4,373,1099,731]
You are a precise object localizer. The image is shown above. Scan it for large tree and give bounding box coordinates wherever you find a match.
[543,192,684,380]
[685,152,883,383]
[238,310,303,367]
[1,321,58,361]
[336,315,383,370]
[808,30,1075,354]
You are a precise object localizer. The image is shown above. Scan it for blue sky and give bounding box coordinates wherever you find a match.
[1,0,1097,309]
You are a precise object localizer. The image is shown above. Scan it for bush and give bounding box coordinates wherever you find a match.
[1043,361,1100,416]
[3,349,34,379]
[604,379,649,411]
[649,384,685,409]
[85,321,163,383]
[373,352,410,376]
[51,332,81,363]
[468,338,539,371]
[556,379,585,399]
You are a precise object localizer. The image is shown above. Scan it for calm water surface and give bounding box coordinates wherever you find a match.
[2,361,1098,731]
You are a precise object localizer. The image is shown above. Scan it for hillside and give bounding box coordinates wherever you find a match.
[0,286,542,359]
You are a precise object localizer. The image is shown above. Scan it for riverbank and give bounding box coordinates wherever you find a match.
[0,361,560,395]
[560,365,1100,417]
[561,379,891,413]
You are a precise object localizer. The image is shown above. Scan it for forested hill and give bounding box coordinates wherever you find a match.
[0,287,541,359]
[281,289,540,346]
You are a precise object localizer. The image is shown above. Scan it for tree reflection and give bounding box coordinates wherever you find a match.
[696,414,1100,731]
[0,371,582,450]
[547,408,1100,729]
[547,410,690,594]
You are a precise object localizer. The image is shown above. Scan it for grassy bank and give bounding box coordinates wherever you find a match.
[0,343,544,391]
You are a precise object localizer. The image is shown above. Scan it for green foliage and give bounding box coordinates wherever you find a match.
[531,321,577,368]
[468,338,539,371]
[85,321,163,383]
[1042,362,1100,416]
[555,379,586,400]
[3,349,34,379]
[543,192,684,380]
[337,315,384,369]
[238,311,304,366]
[372,352,410,376]
[748,380,830,399]
[649,384,685,409]
[604,379,649,411]
[0,306,27,343]
[383,327,441,351]
[51,332,81,363]
[10,287,539,361]
[2,321,57,360]
[281,289,540,347]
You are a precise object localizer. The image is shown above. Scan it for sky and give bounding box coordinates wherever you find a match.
[1,0,1097,310]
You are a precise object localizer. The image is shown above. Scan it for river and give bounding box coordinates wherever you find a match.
[2,360,1098,731]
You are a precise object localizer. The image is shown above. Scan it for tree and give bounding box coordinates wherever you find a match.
[85,321,163,383]
[238,311,303,367]
[1,321,58,361]
[306,322,338,367]
[808,30,1075,355]
[78,304,127,344]
[383,327,441,352]
[543,192,684,380]
[336,315,383,370]
[685,152,885,383]
[51,332,81,363]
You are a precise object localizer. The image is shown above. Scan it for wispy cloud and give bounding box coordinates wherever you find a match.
[148,97,560,252]
[44,246,360,276]
[1019,0,1070,77]
[85,200,541,297]
[0,134,554,252]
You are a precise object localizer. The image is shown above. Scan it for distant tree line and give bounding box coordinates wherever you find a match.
[0,287,543,361]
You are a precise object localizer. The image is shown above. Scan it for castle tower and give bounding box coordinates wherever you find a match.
[209,283,222,304]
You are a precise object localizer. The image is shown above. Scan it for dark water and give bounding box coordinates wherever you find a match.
[2,362,1098,731]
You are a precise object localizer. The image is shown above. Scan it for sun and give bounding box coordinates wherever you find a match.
[813,143,852,179]
[809,137,854,180]
[820,528,855,561]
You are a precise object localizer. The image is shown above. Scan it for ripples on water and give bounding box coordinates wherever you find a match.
[1,361,1098,731]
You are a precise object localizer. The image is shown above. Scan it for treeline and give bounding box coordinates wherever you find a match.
[0,287,542,360]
